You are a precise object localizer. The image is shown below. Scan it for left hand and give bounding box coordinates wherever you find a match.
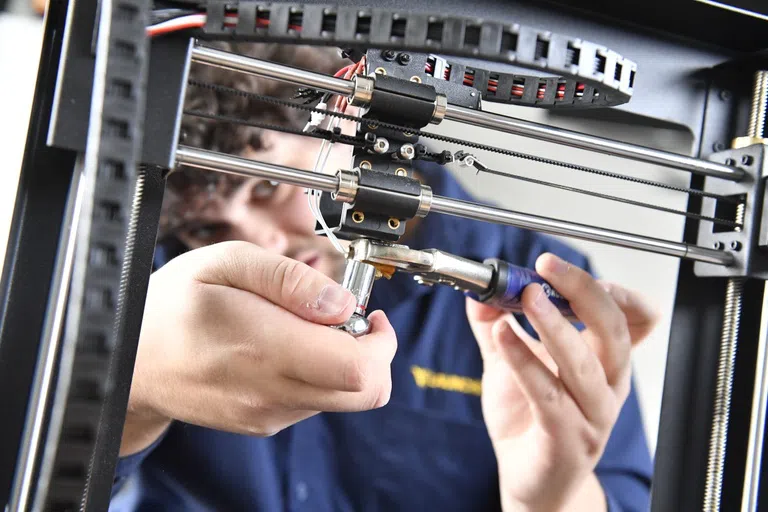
[466,253,659,511]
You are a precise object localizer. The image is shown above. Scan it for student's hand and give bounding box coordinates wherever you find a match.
[466,253,659,512]
[121,241,397,456]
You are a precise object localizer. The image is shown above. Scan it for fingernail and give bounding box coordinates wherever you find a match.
[490,320,512,353]
[316,285,354,315]
[543,254,569,275]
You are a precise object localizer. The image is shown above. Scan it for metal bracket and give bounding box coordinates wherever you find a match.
[694,145,768,278]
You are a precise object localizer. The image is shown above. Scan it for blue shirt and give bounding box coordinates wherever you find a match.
[110,163,652,511]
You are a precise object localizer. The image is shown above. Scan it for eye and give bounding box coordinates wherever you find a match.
[252,180,279,200]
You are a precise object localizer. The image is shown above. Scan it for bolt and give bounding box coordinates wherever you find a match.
[720,90,732,101]
[713,142,726,152]
[714,241,724,250]
[730,240,743,251]
[399,144,415,160]
[374,138,390,154]
[741,155,754,166]
[382,50,396,61]
[397,53,411,65]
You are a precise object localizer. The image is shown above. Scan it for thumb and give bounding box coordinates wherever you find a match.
[178,241,356,325]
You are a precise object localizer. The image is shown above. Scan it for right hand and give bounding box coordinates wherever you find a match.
[120,241,397,456]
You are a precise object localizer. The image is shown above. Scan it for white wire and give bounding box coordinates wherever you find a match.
[307,111,346,254]
[146,14,206,32]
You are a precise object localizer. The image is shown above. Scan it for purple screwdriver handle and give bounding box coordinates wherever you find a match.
[475,258,575,318]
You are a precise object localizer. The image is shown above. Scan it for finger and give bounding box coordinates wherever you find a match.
[535,253,631,383]
[599,281,660,344]
[466,297,506,360]
[269,302,396,392]
[504,316,558,375]
[189,241,356,325]
[275,313,396,412]
[521,284,615,427]
[206,285,396,393]
[492,319,573,429]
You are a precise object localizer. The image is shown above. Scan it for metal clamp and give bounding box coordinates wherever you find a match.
[349,74,374,107]
[332,169,359,203]
[417,184,433,218]
[431,93,448,124]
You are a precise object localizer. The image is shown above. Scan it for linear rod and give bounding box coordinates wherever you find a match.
[190,44,743,182]
[190,45,354,97]
[175,146,734,266]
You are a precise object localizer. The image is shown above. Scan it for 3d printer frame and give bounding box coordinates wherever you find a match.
[1,1,767,511]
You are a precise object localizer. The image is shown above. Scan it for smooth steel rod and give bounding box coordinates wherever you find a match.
[191,45,355,97]
[175,145,340,192]
[189,45,743,182]
[430,195,734,266]
[444,105,744,181]
[175,146,734,266]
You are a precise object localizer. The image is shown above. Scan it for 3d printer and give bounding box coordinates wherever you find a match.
[1,1,767,510]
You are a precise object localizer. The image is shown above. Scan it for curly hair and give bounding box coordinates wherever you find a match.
[160,42,348,239]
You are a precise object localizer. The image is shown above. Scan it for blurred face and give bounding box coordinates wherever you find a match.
[172,129,354,281]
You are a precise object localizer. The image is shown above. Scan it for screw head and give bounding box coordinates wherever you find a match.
[713,142,726,152]
[741,155,754,166]
[373,138,390,154]
[730,240,743,251]
[399,144,415,160]
[714,241,724,250]
[382,50,396,61]
[720,90,732,101]
[397,53,411,65]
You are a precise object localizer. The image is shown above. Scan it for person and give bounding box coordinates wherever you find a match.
[111,42,659,511]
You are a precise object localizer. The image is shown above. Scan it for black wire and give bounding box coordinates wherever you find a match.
[186,79,736,204]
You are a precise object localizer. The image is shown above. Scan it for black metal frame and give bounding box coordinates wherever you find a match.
[1,1,766,511]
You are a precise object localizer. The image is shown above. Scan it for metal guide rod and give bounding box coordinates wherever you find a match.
[190,45,355,97]
[444,105,744,181]
[189,44,743,182]
[175,146,734,266]
[429,196,732,265]
[175,145,339,192]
